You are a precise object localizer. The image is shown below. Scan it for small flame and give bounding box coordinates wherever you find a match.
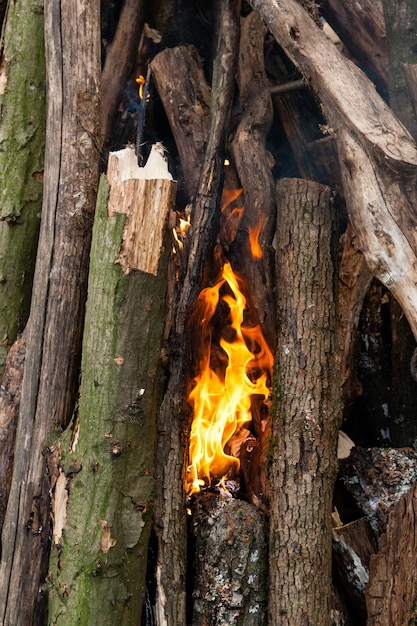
[136,75,150,102]
[221,188,243,212]
[248,215,265,260]
[185,262,272,496]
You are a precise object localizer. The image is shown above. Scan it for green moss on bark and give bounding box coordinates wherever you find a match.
[0,0,46,369]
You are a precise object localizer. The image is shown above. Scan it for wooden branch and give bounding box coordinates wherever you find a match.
[403,64,417,122]
[154,3,240,624]
[320,0,388,96]
[270,178,340,625]
[100,0,145,146]
[191,493,268,625]
[48,145,175,624]
[0,1,101,622]
[250,0,417,341]
[151,45,211,201]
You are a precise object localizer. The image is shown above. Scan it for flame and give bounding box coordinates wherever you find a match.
[136,74,150,102]
[185,261,273,495]
[248,215,265,260]
[221,188,243,212]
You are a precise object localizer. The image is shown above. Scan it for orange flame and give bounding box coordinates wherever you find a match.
[185,262,272,495]
[248,215,265,260]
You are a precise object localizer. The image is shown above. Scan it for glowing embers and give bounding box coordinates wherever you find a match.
[185,262,273,496]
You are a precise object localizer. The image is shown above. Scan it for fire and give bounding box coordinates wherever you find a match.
[185,261,273,496]
[248,215,265,260]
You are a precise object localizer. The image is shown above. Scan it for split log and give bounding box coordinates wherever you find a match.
[366,484,417,625]
[151,45,211,201]
[0,0,45,371]
[250,0,417,343]
[320,0,388,97]
[191,493,268,625]
[47,145,175,625]
[154,3,239,624]
[0,330,26,531]
[270,178,340,625]
[0,1,101,623]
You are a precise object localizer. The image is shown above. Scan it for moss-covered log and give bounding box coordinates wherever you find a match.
[0,0,46,370]
[48,146,176,625]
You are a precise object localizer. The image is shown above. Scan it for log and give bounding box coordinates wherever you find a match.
[47,145,175,625]
[0,1,101,623]
[153,3,240,624]
[151,45,211,201]
[269,178,340,625]
[320,0,388,97]
[0,0,46,371]
[366,484,417,625]
[0,330,26,531]
[191,493,268,625]
[250,0,417,342]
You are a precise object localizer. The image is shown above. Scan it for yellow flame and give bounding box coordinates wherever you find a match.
[185,262,272,495]
[248,216,264,260]
[136,75,150,102]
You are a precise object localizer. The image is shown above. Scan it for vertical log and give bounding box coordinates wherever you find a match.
[0,1,101,623]
[48,145,175,625]
[0,0,46,371]
[154,3,240,624]
[269,178,340,625]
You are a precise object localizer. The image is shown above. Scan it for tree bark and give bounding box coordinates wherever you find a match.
[0,1,101,623]
[0,0,46,371]
[250,0,417,344]
[47,145,175,625]
[154,3,240,624]
[269,178,340,625]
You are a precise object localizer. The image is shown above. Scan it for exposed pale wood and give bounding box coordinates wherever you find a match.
[154,3,240,624]
[250,0,417,343]
[100,0,145,146]
[191,493,268,625]
[270,178,340,625]
[320,0,388,96]
[151,45,211,201]
[366,484,417,625]
[48,148,175,625]
[0,1,101,623]
[107,145,174,276]
[0,330,26,532]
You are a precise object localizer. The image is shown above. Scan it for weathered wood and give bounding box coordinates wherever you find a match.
[270,178,340,625]
[47,145,175,625]
[100,0,145,146]
[154,2,240,624]
[366,484,417,625]
[250,0,417,343]
[320,0,388,97]
[191,493,268,625]
[151,45,211,201]
[0,0,46,371]
[332,518,376,623]
[0,330,26,532]
[0,1,101,623]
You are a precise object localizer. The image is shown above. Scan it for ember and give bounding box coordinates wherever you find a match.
[185,254,273,496]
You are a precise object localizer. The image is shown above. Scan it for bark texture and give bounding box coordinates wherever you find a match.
[0,1,101,623]
[270,178,340,625]
[48,146,175,625]
[0,0,46,371]
[191,493,268,625]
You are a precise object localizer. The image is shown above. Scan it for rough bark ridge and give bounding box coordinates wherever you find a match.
[0,1,101,623]
[154,2,240,624]
[250,0,417,342]
[0,0,46,371]
[270,178,340,625]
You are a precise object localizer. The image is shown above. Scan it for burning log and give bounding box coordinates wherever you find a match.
[47,144,175,624]
[270,178,340,625]
[191,492,268,625]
